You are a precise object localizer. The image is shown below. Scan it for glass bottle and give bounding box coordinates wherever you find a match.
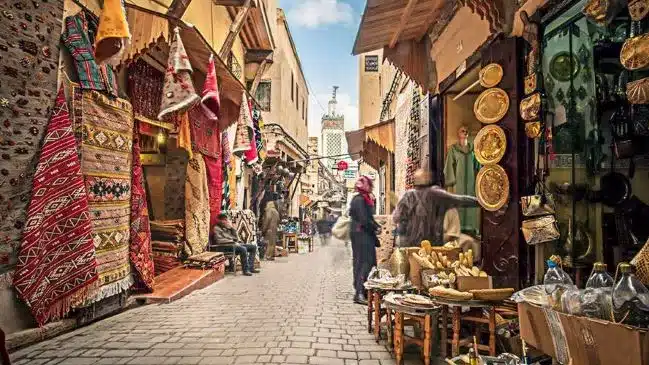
[468,348,479,365]
[612,263,649,327]
[586,262,614,288]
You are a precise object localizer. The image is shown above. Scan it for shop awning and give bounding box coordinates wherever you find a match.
[352,0,446,91]
[121,5,261,129]
[346,119,395,170]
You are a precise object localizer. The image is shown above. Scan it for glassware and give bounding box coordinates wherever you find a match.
[586,262,614,288]
[612,263,649,327]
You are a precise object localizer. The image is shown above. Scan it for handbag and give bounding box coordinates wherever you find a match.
[521,215,561,245]
[332,215,351,241]
[521,193,556,217]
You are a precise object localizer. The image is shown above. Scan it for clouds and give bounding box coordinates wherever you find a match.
[286,0,355,28]
[307,91,359,137]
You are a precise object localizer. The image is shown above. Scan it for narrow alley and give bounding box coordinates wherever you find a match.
[10,242,427,365]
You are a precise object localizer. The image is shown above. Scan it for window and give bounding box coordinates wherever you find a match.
[291,73,294,101]
[245,80,271,112]
[365,55,379,72]
[296,86,299,110]
[302,99,306,122]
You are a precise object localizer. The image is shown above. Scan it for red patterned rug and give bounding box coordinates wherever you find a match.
[13,89,98,326]
[129,126,155,291]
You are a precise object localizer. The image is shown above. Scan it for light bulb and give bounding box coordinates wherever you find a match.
[156,131,166,144]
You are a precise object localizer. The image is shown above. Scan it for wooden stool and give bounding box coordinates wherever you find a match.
[433,298,497,358]
[365,286,414,344]
[383,296,440,365]
[308,237,314,252]
[284,233,298,253]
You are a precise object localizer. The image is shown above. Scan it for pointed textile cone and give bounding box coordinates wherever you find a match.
[202,54,221,116]
[158,27,200,121]
[94,0,131,65]
[232,92,253,157]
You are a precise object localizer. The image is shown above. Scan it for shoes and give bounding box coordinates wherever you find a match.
[243,271,253,276]
[251,269,261,273]
[353,293,368,305]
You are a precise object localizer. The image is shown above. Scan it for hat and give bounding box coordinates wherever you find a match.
[94,0,130,65]
[232,92,253,157]
[201,54,221,117]
[413,168,433,187]
[158,27,200,121]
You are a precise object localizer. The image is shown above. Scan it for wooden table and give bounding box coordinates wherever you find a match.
[364,285,414,342]
[430,297,498,358]
[383,294,441,365]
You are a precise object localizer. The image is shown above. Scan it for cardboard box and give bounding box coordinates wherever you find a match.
[456,275,492,291]
[518,302,649,365]
[430,247,461,261]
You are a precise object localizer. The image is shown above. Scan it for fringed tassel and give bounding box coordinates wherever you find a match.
[88,275,134,304]
[38,277,98,327]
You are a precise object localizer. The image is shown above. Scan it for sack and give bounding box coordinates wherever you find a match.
[521,194,556,217]
[631,238,649,285]
[332,216,351,241]
[521,215,560,245]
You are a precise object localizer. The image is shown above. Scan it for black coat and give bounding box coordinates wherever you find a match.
[349,195,379,247]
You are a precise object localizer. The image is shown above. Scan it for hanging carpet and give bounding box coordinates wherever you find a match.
[184,153,210,257]
[13,89,98,326]
[129,125,154,291]
[80,90,134,302]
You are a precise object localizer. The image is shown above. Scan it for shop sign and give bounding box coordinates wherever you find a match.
[343,169,357,179]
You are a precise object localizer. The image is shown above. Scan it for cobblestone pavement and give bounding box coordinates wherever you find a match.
[11,239,440,365]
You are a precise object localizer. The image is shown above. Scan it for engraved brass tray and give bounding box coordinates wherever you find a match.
[629,0,649,21]
[621,33,649,71]
[476,164,510,212]
[525,121,542,139]
[473,88,510,124]
[474,125,506,165]
[478,63,504,88]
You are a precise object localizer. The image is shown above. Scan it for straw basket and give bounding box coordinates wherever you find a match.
[631,238,649,285]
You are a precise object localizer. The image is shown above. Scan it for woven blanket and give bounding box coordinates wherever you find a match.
[164,147,188,219]
[13,89,97,326]
[129,126,154,291]
[227,209,258,245]
[81,90,134,302]
[204,155,223,227]
[184,153,210,257]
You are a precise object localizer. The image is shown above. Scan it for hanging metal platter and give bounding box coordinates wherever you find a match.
[473,88,510,124]
[478,63,504,88]
[474,125,507,165]
[476,164,510,212]
[550,52,580,82]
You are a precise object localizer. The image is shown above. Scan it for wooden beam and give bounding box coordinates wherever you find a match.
[388,0,418,48]
[167,0,192,19]
[249,57,270,95]
[245,49,273,63]
[219,0,253,60]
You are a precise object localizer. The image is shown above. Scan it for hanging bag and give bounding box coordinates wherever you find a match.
[332,213,351,241]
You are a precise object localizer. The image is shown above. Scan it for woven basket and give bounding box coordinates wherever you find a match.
[469,288,515,301]
[631,238,649,285]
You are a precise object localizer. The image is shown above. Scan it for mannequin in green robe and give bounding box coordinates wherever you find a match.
[444,126,480,235]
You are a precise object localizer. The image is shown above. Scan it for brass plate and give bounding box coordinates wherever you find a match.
[473,88,510,124]
[479,63,504,88]
[621,33,649,71]
[476,164,510,212]
[629,0,649,21]
[520,92,541,121]
[525,122,542,138]
[474,125,506,165]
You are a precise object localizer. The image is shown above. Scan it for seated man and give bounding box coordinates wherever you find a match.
[211,213,260,276]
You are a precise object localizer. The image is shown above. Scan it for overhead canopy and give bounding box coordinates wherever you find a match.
[346,119,395,170]
[352,0,445,91]
[224,2,274,50]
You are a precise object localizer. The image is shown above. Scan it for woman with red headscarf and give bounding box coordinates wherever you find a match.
[349,175,380,304]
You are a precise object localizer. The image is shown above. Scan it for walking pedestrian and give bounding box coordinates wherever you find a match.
[393,168,478,247]
[261,198,280,260]
[349,175,379,305]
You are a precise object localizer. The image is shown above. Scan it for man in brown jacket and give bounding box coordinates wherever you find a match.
[261,200,280,260]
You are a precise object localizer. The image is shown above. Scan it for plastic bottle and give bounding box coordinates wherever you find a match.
[543,259,573,290]
[612,263,649,327]
[585,262,614,289]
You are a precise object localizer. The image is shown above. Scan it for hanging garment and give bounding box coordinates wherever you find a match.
[252,109,266,161]
[244,98,258,165]
[13,89,98,326]
[405,88,422,190]
[189,104,220,158]
[129,125,155,291]
[443,143,480,234]
[177,112,193,159]
[232,93,253,157]
[61,9,119,97]
[81,90,134,302]
[221,130,232,212]
[128,59,164,121]
[94,0,130,64]
[201,54,221,116]
[158,27,199,121]
[203,155,223,228]
[184,153,210,257]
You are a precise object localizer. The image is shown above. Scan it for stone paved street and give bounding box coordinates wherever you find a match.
[10,240,438,365]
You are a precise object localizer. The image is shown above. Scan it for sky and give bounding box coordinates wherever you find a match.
[277,0,364,136]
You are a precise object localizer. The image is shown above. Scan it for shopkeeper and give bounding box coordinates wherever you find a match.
[393,169,478,247]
